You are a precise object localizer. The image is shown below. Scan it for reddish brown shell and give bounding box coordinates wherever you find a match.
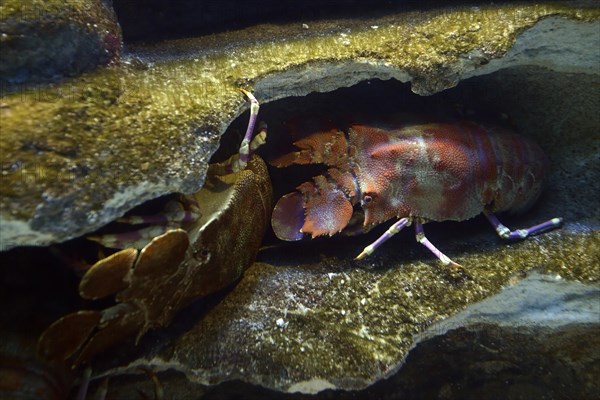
[272,121,548,239]
[38,155,273,367]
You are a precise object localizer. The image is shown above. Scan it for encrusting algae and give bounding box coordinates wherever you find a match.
[1,4,598,247]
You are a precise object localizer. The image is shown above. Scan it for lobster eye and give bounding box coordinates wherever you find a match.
[363,194,373,203]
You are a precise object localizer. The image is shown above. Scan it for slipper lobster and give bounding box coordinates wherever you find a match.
[37,90,272,369]
[271,120,562,267]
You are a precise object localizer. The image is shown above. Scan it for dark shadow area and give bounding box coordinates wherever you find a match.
[113,0,536,44]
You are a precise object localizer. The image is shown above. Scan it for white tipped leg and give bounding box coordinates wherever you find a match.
[355,218,409,260]
[238,88,260,167]
[414,221,462,268]
[484,210,563,240]
[209,89,266,175]
[88,196,201,249]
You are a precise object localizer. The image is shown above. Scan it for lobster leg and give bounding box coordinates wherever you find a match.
[355,218,410,260]
[88,197,201,249]
[484,210,563,240]
[238,89,259,165]
[209,89,267,175]
[115,196,200,225]
[143,368,165,400]
[414,221,462,268]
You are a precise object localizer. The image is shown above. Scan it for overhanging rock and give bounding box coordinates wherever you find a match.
[1,5,598,249]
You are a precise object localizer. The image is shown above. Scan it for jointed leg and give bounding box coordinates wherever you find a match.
[414,221,461,268]
[143,368,164,400]
[93,377,109,400]
[355,218,410,260]
[116,196,200,226]
[88,196,201,249]
[209,89,267,175]
[484,210,562,240]
[238,88,260,167]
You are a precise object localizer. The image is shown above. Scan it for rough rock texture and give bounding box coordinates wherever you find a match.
[83,11,600,394]
[68,65,600,396]
[0,0,121,86]
[382,272,600,400]
[90,272,600,399]
[1,4,598,250]
[0,3,598,399]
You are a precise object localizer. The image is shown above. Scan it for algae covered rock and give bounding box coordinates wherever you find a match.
[1,3,598,250]
[0,0,121,86]
[395,273,600,400]
[76,5,599,395]
[91,231,599,397]
[0,2,598,399]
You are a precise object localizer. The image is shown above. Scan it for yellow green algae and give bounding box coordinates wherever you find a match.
[0,0,113,25]
[141,229,598,390]
[271,231,598,377]
[0,4,598,242]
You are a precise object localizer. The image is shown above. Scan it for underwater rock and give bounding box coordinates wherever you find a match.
[0,0,121,86]
[83,56,599,396]
[0,5,598,248]
[393,273,600,400]
[92,232,599,397]
[0,4,598,397]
